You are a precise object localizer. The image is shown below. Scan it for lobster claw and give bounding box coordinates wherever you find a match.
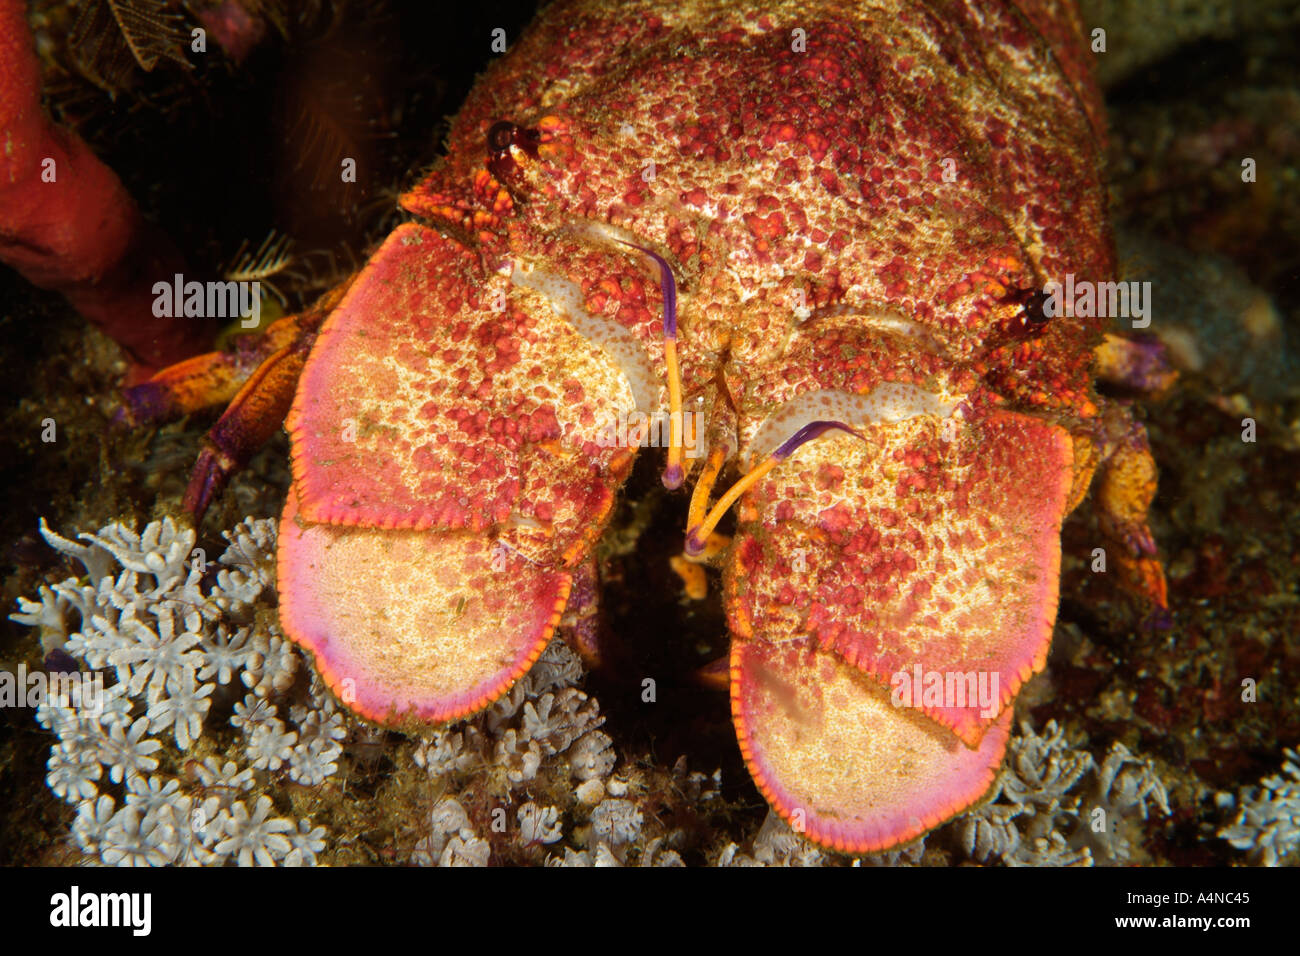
[277,222,637,724]
[723,408,1076,850]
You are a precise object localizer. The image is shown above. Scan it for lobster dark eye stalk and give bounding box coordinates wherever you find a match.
[996,286,1054,341]
[486,121,541,179]
[1022,290,1053,327]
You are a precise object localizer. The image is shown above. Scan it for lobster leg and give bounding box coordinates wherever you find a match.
[1087,406,1168,608]
[119,289,346,519]
[182,342,311,518]
[1093,332,1178,396]
[120,284,347,426]
[119,312,315,426]
[558,556,602,668]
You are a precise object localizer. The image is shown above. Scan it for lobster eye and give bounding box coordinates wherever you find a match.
[487,121,517,153]
[1022,290,1052,326]
[486,120,542,179]
[996,286,1052,339]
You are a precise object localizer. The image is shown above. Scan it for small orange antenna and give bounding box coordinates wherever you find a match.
[685,421,865,555]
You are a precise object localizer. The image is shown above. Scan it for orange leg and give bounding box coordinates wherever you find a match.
[183,341,312,518]
[116,284,351,519]
[118,281,349,426]
[1088,405,1168,608]
[117,311,312,426]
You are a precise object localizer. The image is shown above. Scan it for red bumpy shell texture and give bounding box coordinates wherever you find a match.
[281,0,1114,851]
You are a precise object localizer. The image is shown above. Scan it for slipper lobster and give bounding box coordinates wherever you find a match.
[123,0,1168,854]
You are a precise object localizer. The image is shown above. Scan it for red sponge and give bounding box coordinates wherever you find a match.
[0,0,212,373]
